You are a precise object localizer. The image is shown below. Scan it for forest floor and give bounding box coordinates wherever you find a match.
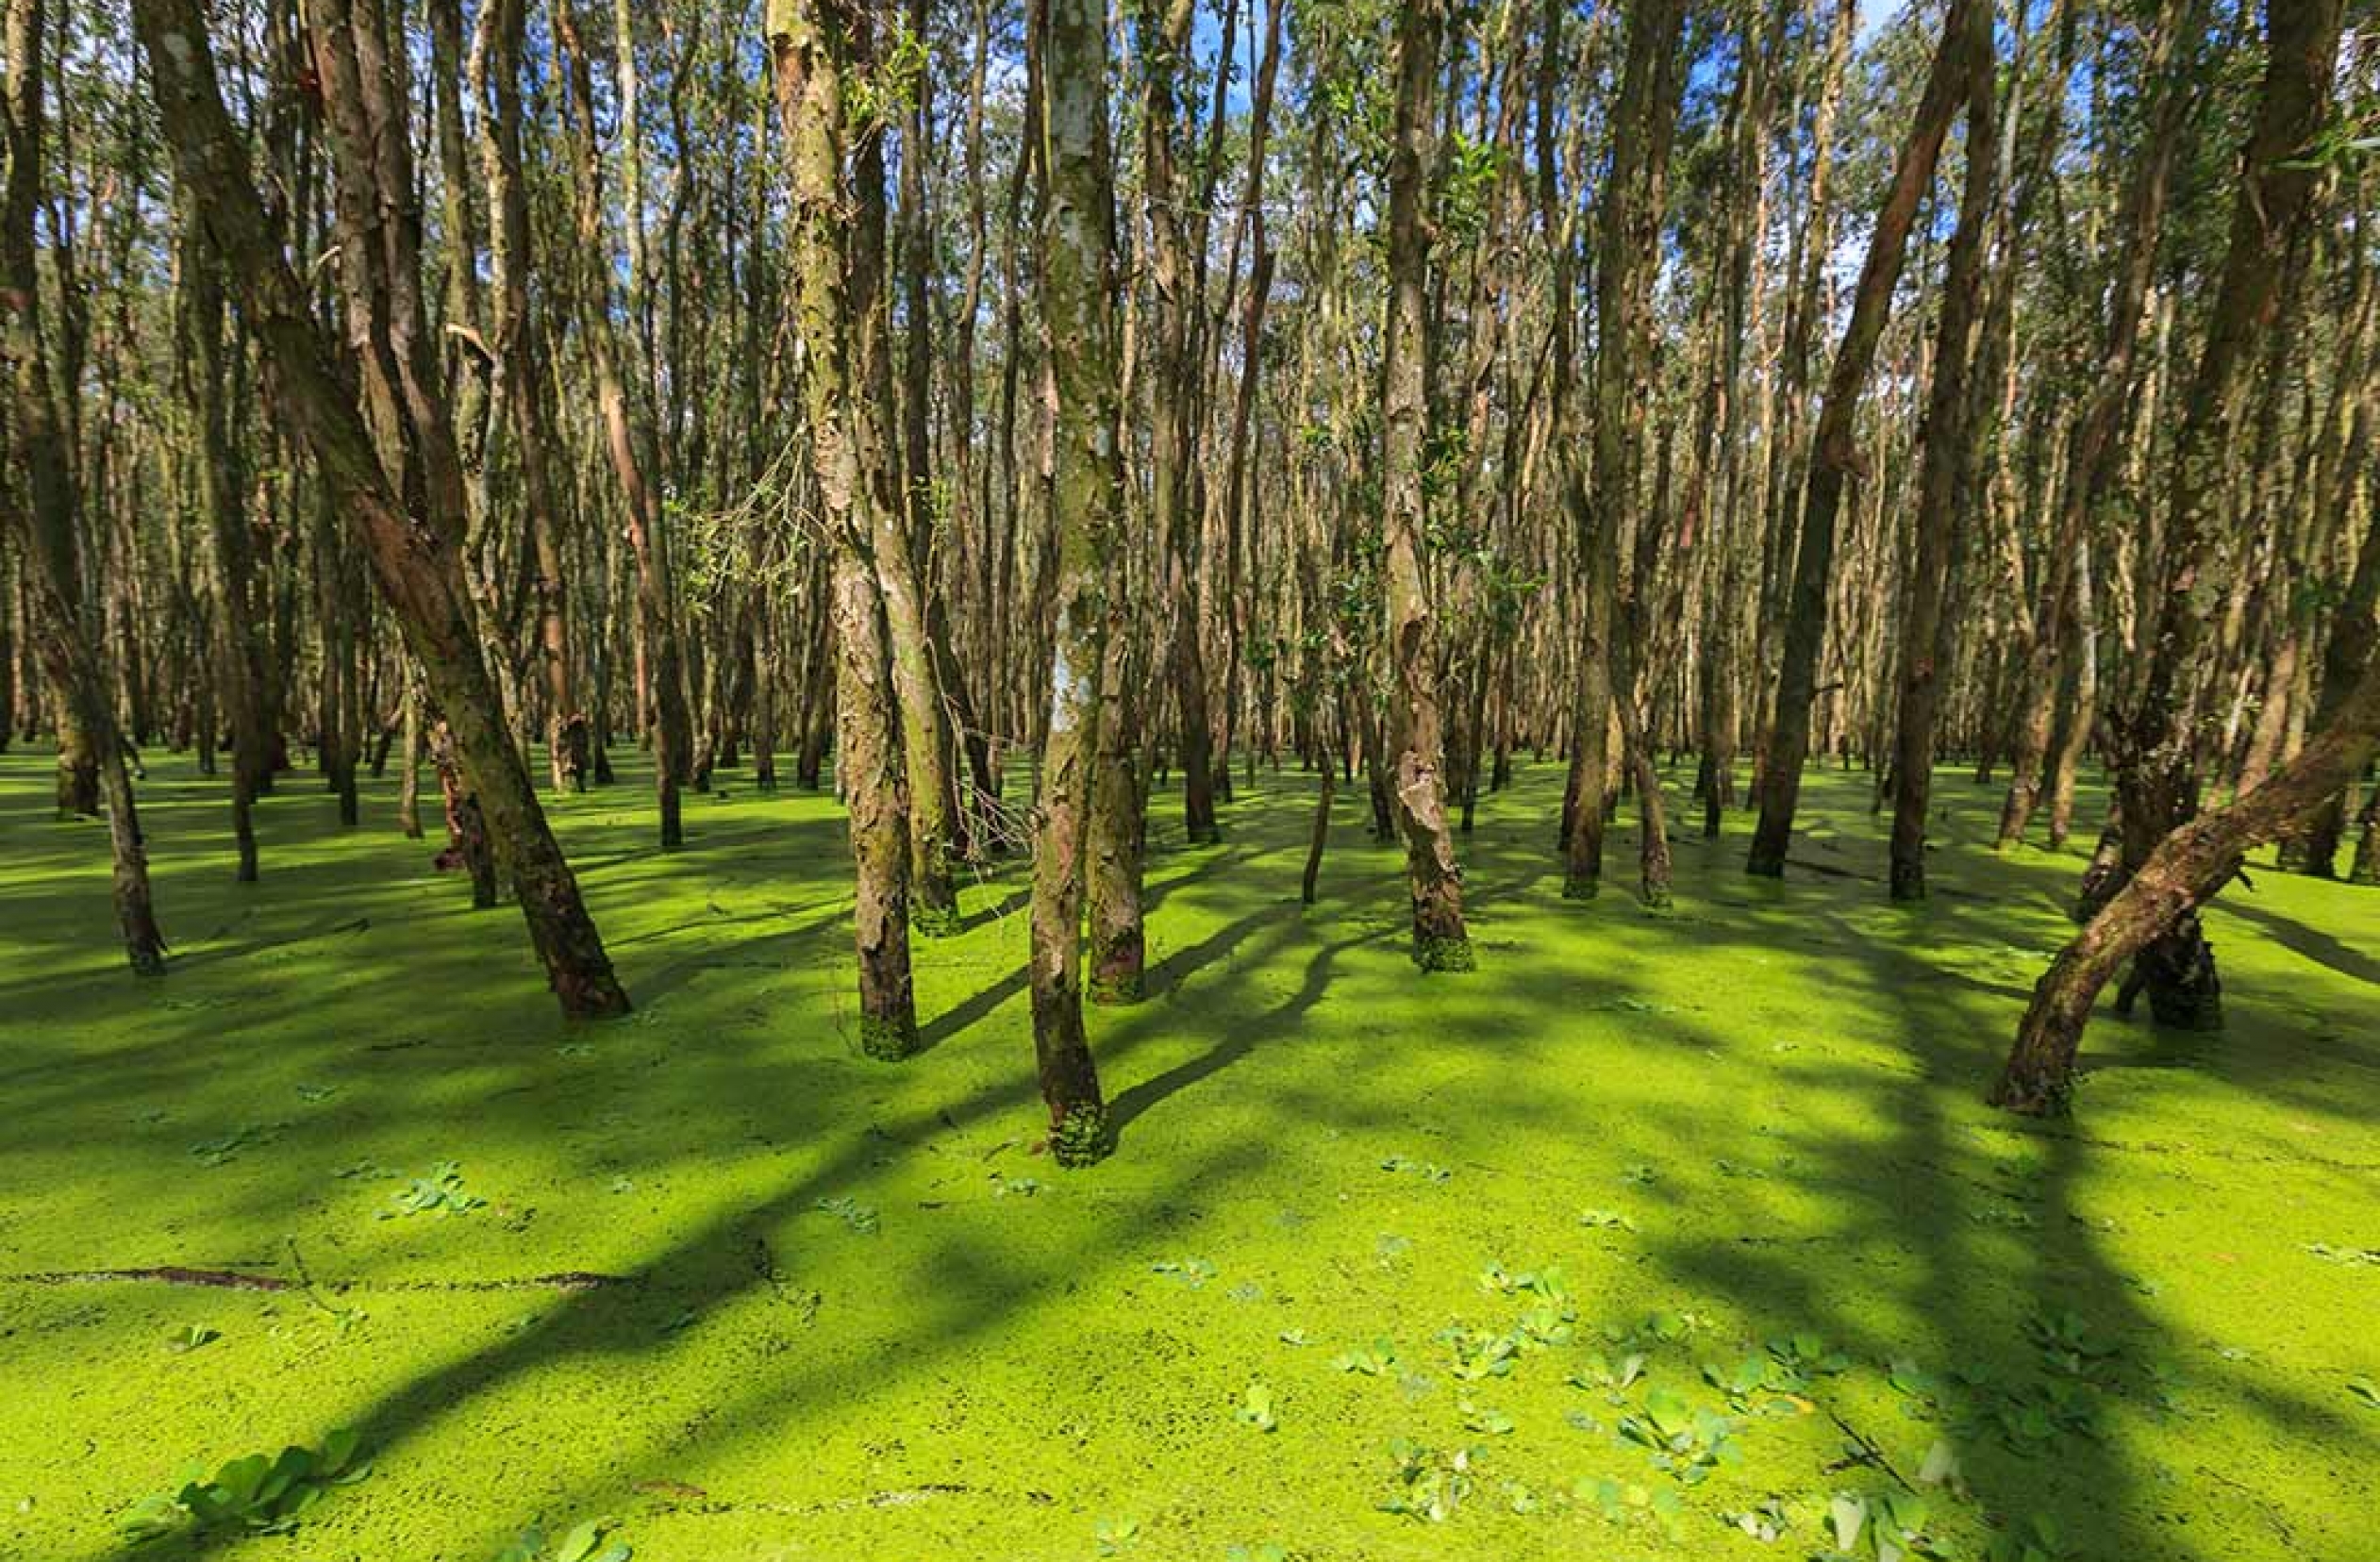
[1,748,2376,1562]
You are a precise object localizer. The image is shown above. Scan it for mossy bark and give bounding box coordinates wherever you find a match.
[1088,628,1146,1005]
[4,0,166,976]
[1022,0,1121,1163]
[1379,0,1471,971]
[138,0,628,1019]
[770,0,921,1060]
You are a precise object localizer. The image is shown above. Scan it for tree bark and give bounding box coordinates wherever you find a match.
[3,0,165,974]
[1992,636,2380,1113]
[138,0,630,1020]
[769,0,923,1060]
[2100,0,2343,1026]
[1886,0,1997,900]
[556,0,692,849]
[1747,0,1975,876]
[1380,0,1471,970]
[1024,0,1121,1161]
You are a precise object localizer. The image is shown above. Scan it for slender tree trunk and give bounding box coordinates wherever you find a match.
[770,0,923,1059]
[2100,0,2343,1027]
[1997,0,2191,848]
[1886,0,1997,900]
[3,0,165,975]
[1024,0,1121,1162]
[849,62,962,936]
[478,0,582,793]
[1380,0,1471,970]
[1573,0,1683,906]
[1139,0,1221,847]
[140,0,629,1019]
[176,206,266,881]
[1747,0,1975,877]
[556,0,691,849]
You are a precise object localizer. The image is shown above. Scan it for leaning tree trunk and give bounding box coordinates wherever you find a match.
[1885,0,1996,901]
[2100,0,2343,1027]
[1379,0,1472,970]
[138,0,629,1020]
[1747,0,1975,876]
[1992,637,2380,1113]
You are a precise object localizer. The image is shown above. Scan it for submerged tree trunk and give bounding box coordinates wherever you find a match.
[1993,640,2380,1113]
[2099,0,2342,1028]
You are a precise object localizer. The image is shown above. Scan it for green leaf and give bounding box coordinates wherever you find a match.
[1640,1386,1691,1437]
[1829,1492,1867,1553]
[318,1428,363,1478]
[118,1493,188,1540]
[556,1518,604,1562]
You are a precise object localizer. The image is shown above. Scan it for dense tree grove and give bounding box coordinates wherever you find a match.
[4,0,2376,1150]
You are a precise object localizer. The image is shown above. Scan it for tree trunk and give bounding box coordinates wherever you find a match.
[2101,0,2343,1026]
[770,0,923,1059]
[1380,0,1471,970]
[1747,0,1975,876]
[1023,0,1121,1163]
[3,0,166,975]
[1993,636,2380,1113]
[139,0,629,1019]
[1886,0,1996,901]
[556,0,691,850]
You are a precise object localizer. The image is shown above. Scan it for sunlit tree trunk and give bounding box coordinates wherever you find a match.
[1747,0,1974,876]
[1380,0,1471,970]
[138,0,629,1019]
[1024,0,1122,1162]
[770,0,922,1059]
[1885,0,1996,900]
